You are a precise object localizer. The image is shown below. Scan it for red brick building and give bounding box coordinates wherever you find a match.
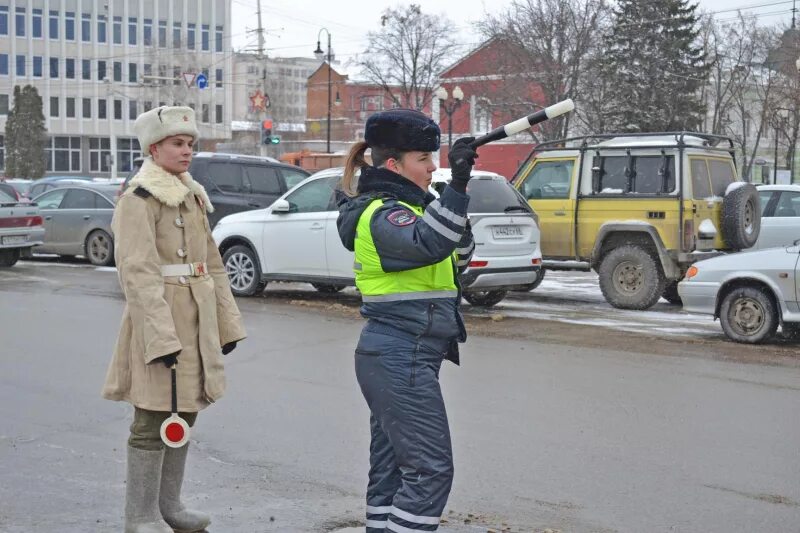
[437,38,547,178]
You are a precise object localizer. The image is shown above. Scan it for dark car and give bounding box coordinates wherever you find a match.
[123,152,311,227]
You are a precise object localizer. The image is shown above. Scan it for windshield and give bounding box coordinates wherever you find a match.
[0,189,17,203]
[465,178,532,214]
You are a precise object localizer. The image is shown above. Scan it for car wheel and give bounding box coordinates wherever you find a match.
[223,245,266,296]
[515,268,546,292]
[463,290,507,307]
[721,183,760,249]
[0,248,20,267]
[85,230,115,266]
[719,286,778,344]
[311,283,346,293]
[661,281,682,305]
[598,245,665,310]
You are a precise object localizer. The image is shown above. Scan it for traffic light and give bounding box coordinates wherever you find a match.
[269,135,281,145]
[261,119,273,145]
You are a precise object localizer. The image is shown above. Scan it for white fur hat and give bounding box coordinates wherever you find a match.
[134,106,200,152]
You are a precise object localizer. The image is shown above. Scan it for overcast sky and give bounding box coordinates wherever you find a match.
[230,0,798,64]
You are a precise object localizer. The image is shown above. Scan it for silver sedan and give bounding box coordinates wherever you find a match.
[31,186,116,266]
[678,244,800,343]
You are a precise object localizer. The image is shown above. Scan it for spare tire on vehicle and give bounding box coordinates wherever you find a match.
[721,183,760,249]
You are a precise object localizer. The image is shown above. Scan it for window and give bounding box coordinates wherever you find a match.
[0,54,7,76]
[143,18,152,45]
[593,156,627,193]
[759,191,775,215]
[281,168,310,189]
[61,189,96,209]
[173,66,180,86]
[0,135,4,171]
[158,20,166,47]
[50,97,60,117]
[590,155,676,195]
[143,63,151,78]
[772,191,800,217]
[201,24,209,51]
[83,98,92,118]
[708,160,735,197]
[46,136,81,172]
[97,60,106,81]
[144,101,152,112]
[215,104,223,124]
[215,25,223,52]
[113,16,122,44]
[215,68,223,88]
[0,6,7,36]
[50,57,59,78]
[114,99,122,120]
[97,15,106,43]
[207,163,244,193]
[520,160,574,200]
[16,55,25,76]
[474,101,492,133]
[129,100,137,120]
[89,138,111,172]
[0,95,8,115]
[284,176,336,213]
[113,61,122,82]
[129,63,137,83]
[632,156,675,194]
[66,97,75,118]
[128,17,136,45]
[117,138,141,172]
[690,159,711,199]
[35,189,67,209]
[65,58,75,79]
[65,11,75,40]
[245,166,282,195]
[98,99,107,119]
[15,7,24,37]
[187,23,195,50]
[173,22,181,47]
[81,13,90,41]
[32,9,42,38]
[202,104,209,123]
[33,56,43,78]
[465,178,531,214]
[49,10,58,39]
[82,59,91,80]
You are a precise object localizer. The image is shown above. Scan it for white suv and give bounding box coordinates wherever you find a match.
[212,167,542,307]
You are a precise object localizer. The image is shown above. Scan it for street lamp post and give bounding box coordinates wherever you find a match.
[314,29,333,153]
[435,85,464,149]
[772,108,790,184]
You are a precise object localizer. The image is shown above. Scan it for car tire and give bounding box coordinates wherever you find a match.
[721,183,760,249]
[463,290,507,307]
[661,281,682,305]
[223,245,266,296]
[719,286,778,344]
[85,230,115,266]
[0,248,20,267]
[311,283,345,293]
[598,245,665,310]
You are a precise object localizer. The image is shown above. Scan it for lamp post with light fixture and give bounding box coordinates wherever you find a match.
[314,28,336,153]
[435,85,464,149]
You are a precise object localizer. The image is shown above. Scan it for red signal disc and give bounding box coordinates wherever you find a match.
[165,422,185,443]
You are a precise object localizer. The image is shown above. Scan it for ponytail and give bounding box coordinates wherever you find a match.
[342,141,370,197]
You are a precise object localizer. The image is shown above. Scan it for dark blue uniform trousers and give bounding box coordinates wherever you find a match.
[355,321,454,532]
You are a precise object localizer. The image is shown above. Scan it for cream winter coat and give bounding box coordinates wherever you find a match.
[102,158,246,412]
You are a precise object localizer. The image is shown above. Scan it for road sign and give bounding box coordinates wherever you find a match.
[182,72,196,88]
[196,73,208,89]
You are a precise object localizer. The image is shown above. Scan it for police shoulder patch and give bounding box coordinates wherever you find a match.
[386,209,417,227]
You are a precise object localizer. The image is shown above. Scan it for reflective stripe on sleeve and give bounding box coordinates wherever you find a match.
[361,290,458,303]
[456,241,474,256]
[422,211,461,242]
[428,199,467,226]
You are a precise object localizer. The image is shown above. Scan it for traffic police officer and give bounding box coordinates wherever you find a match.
[337,109,477,532]
[103,106,246,533]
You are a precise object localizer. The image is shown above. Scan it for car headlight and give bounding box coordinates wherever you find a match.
[686,266,699,279]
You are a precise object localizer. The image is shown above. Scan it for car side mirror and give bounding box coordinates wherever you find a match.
[271,198,290,213]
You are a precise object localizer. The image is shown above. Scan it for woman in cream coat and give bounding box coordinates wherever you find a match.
[103,106,246,533]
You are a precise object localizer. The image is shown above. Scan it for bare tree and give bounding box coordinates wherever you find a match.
[358,4,460,110]
[479,0,609,140]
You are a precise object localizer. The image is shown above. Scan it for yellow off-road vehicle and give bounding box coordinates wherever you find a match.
[513,132,761,310]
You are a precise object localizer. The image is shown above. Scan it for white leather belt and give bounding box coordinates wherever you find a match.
[161,262,208,277]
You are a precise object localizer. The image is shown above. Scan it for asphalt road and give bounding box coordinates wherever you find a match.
[0,261,798,532]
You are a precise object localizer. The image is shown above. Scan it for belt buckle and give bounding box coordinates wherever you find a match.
[190,262,207,276]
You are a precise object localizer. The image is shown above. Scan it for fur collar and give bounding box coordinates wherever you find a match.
[128,157,214,213]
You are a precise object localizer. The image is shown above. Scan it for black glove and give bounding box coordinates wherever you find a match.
[222,341,237,355]
[448,137,479,189]
[153,350,180,368]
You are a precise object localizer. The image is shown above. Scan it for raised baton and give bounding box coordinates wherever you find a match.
[468,98,575,149]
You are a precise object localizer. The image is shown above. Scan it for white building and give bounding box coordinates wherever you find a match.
[0,0,232,178]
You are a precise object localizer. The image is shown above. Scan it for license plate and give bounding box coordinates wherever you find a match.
[2,235,26,245]
[491,225,523,239]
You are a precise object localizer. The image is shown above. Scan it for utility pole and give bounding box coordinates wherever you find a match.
[256,0,268,157]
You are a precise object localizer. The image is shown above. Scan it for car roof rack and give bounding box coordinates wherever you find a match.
[531,131,735,154]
